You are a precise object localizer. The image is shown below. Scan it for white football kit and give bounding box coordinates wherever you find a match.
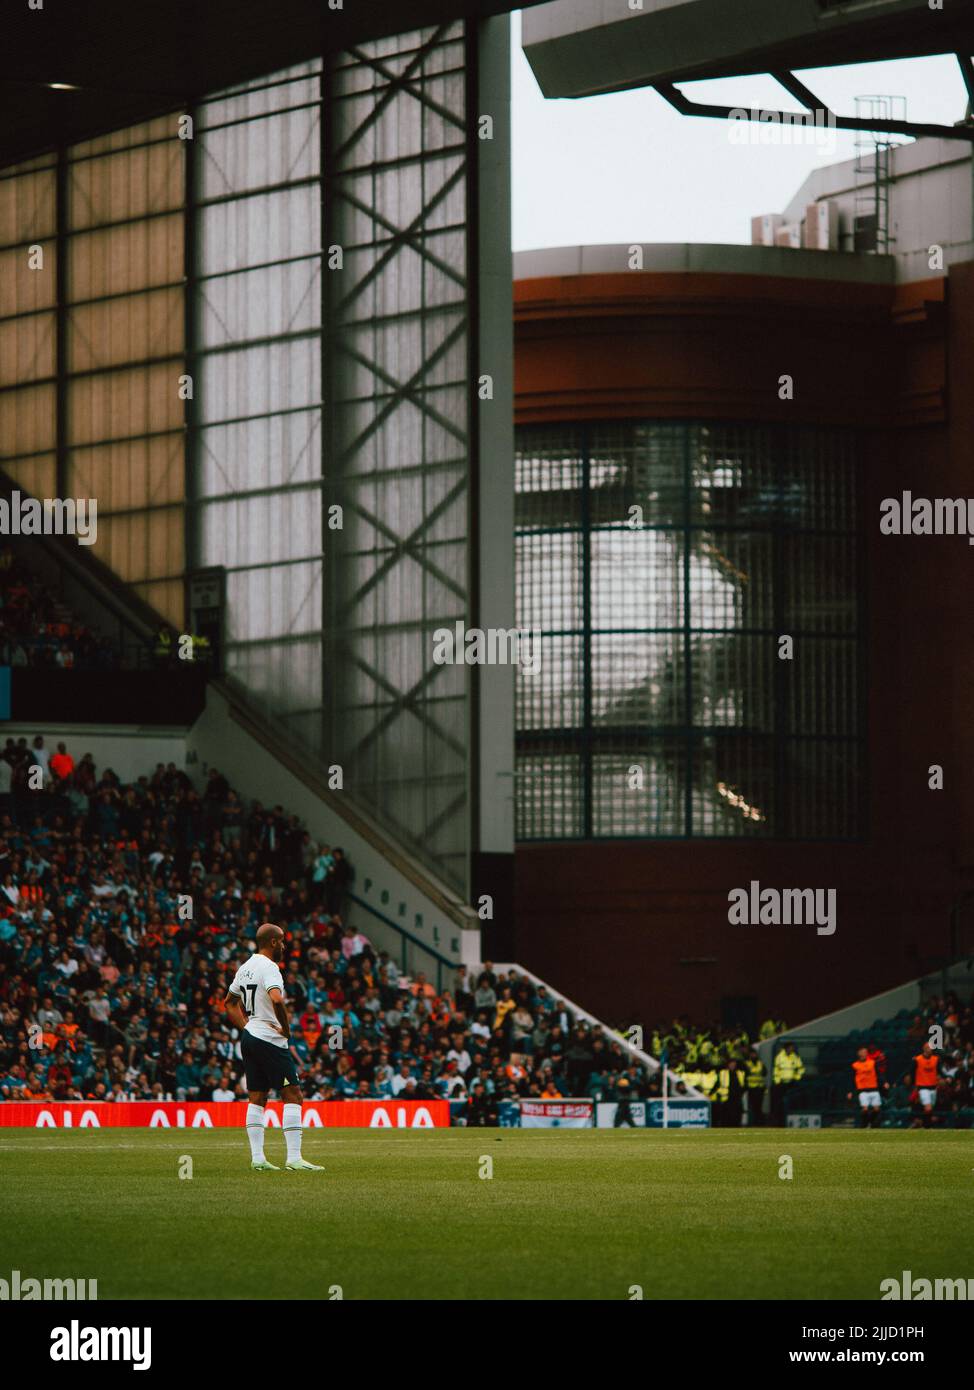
[229,953,287,1048]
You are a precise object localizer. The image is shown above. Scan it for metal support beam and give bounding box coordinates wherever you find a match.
[323,22,473,890]
[183,102,199,624]
[655,78,974,142]
[770,70,833,121]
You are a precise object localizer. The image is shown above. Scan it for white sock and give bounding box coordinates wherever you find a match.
[283,1102,303,1161]
[246,1103,265,1161]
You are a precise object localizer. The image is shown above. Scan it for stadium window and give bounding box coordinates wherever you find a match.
[514,421,863,841]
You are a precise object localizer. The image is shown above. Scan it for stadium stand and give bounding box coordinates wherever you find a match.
[0,748,657,1120]
[0,551,118,672]
[2,714,968,1127]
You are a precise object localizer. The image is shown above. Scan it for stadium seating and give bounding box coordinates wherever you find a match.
[4,730,969,1128]
[0,552,118,671]
[0,751,656,1120]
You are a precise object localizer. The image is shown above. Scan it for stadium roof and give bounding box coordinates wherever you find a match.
[0,0,548,167]
[523,0,974,98]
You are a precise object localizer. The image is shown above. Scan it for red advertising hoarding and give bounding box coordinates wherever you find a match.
[0,1100,449,1128]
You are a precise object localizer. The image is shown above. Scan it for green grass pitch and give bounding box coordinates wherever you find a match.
[1,1128,971,1300]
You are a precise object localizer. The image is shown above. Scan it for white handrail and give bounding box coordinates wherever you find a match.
[481,960,706,1100]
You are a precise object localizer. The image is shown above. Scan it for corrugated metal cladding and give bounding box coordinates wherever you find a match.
[0,122,186,622]
[0,23,473,895]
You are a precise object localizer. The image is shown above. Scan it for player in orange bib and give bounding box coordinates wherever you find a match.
[912,1043,940,1128]
[847,1045,888,1127]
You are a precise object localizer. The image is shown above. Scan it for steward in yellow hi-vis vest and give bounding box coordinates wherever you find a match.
[744,1049,767,1127]
[698,1067,718,1103]
[771,1043,804,1126]
[745,1057,766,1087]
[773,1044,804,1083]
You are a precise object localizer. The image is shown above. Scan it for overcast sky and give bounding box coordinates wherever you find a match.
[510,11,970,252]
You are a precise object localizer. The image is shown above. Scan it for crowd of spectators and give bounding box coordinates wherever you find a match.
[9,733,962,1128]
[0,748,655,1121]
[0,553,118,671]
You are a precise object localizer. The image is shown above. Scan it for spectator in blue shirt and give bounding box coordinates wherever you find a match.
[175,1051,201,1098]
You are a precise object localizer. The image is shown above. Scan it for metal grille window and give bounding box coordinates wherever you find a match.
[515,421,862,841]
